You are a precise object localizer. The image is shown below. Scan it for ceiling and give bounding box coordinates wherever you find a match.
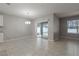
[0,3,79,19]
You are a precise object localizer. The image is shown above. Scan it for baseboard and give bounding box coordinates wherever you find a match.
[61,36,79,40]
[4,36,33,42]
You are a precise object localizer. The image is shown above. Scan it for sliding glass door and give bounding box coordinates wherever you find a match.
[37,22,48,39]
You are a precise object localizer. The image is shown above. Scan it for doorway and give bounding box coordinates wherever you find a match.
[37,22,48,39]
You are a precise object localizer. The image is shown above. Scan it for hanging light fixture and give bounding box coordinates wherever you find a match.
[25,10,31,25]
[25,21,31,24]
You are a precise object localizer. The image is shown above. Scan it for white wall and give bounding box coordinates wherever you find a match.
[53,15,59,40]
[2,13,59,41]
[2,15,33,41]
[48,15,54,41]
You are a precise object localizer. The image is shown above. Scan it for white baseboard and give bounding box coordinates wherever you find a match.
[4,36,33,42]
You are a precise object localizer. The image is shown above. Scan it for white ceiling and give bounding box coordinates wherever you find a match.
[0,3,79,19]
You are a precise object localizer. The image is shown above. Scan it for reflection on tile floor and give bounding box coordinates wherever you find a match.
[0,37,79,56]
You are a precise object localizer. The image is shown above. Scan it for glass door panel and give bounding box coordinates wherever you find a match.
[37,23,41,37]
[42,22,48,39]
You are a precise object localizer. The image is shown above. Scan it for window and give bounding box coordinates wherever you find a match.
[67,20,79,33]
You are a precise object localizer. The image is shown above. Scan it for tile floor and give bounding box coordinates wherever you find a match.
[0,37,79,56]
